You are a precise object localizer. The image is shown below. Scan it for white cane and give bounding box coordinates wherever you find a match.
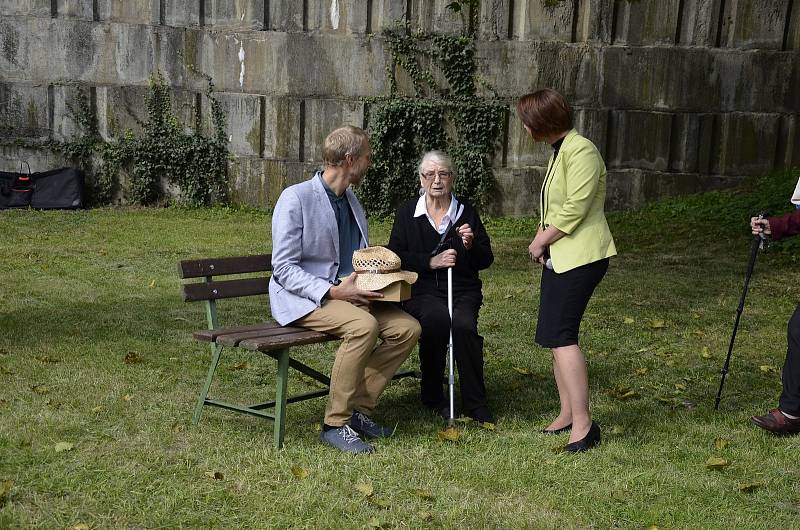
[447,266,455,428]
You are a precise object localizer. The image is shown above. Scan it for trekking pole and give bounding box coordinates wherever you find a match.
[714,213,768,410]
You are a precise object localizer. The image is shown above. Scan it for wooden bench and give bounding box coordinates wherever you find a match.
[177,254,415,449]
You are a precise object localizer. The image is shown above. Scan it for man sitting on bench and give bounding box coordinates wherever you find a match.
[269,125,422,454]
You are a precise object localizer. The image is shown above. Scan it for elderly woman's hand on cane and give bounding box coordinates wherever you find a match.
[430,249,457,269]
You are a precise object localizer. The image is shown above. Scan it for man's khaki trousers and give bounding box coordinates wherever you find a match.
[294,300,421,426]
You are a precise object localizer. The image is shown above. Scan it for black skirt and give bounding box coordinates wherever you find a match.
[535,258,609,348]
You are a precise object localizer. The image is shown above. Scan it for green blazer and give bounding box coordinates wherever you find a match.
[540,129,617,273]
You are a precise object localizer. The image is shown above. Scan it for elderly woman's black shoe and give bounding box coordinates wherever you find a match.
[564,422,600,453]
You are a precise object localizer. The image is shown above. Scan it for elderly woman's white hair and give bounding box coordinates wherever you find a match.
[417,150,456,177]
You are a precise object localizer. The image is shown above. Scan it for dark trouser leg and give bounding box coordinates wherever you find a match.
[403,294,449,408]
[779,304,800,416]
[451,291,488,413]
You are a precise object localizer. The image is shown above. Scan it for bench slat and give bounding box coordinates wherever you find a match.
[182,277,269,302]
[193,322,283,342]
[177,254,272,279]
[240,330,337,352]
[217,326,308,347]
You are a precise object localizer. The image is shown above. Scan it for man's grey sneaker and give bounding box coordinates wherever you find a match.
[351,410,395,438]
[319,424,373,454]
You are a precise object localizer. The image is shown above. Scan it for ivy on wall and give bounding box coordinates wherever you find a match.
[359,19,505,218]
[48,73,229,207]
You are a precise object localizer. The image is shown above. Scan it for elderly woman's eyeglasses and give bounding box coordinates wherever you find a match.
[421,170,453,181]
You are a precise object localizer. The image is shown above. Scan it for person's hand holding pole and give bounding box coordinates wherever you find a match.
[751,216,772,237]
[430,249,457,269]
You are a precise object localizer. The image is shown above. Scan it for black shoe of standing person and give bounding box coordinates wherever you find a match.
[564,422,601,453]
[542,423,572,435]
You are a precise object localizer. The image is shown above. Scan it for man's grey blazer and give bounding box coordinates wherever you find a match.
[269,173,369,326]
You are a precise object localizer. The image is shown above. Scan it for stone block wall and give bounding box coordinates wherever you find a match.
[1,0,798,215]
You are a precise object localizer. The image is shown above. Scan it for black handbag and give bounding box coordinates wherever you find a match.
[0,167,84,210]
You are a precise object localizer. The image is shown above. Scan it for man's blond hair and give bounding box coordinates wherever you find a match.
[322,126,369,167]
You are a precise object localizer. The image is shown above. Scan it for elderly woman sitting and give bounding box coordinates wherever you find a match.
[387,151,495,423]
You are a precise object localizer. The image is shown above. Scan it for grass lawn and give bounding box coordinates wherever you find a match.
[1,172,799,529]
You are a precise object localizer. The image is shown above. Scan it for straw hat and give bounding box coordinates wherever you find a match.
[352,246,418,291]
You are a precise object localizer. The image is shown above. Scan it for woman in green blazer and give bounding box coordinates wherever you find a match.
[517,88,616,453]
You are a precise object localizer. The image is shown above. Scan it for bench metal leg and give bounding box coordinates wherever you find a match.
[273,347,290,449]
[193,343,224,425]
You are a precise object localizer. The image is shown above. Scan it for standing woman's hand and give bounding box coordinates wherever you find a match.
[528,239,546,265]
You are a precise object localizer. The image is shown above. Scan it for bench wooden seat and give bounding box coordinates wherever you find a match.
[178,253,414,449]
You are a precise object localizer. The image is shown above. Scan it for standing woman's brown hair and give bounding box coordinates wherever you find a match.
[516,89,573,138]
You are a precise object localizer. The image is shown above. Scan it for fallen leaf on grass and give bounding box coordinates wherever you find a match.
[122,394,133,402]
[368,496,390,509]
[503,294,513,299]
[674,383,687,391]
[230,361,249,371]
[204,471,224,480]
[437,427,461,442]
[649,320,667,329]
[737,481,765,493]
[455,416,473,424]
[636,347,648,353]
[354,482,374,497]
[411,488,434,500]
[479,422,496,431]
[705,456,730,470]
[513,366,531,375]
[148,280,156,288]
[701,347,712,359]
[91,406,103,413]
[123,352,143,365]
[759,365,777,374]
[35,355,60,364]
[54,442,74,453]
[623,317,635,324]
[31,385,49,395]
[0,479,13,505]
[609,386,639,400]
[290,465,309,480]
[714,438,729,450]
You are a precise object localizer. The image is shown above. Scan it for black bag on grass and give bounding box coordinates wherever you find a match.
[0,168,84,210]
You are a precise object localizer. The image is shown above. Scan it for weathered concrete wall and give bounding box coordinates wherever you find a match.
[1,0,798,215]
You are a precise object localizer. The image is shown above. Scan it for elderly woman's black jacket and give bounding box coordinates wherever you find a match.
[387,197,493,297]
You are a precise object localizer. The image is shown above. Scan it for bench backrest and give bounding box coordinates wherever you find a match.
[177,254,272,302]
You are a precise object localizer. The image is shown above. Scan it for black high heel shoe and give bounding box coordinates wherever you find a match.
[564,422,601,453]
[542,423,572,435]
